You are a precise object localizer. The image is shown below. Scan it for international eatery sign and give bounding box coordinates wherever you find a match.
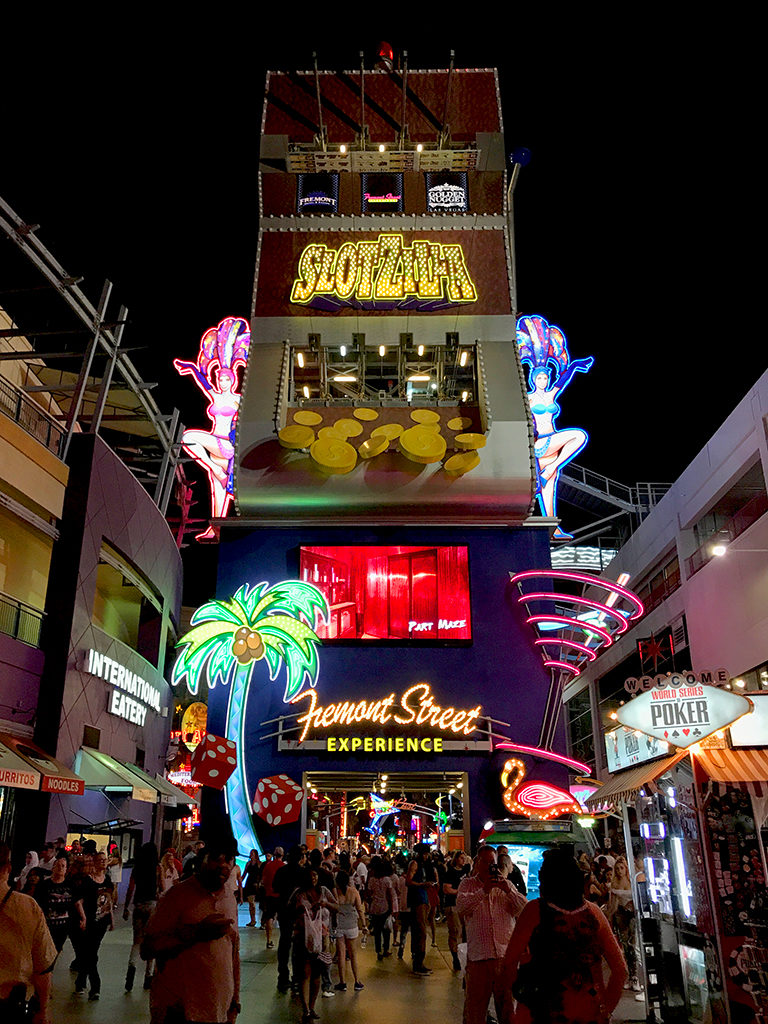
[617,674,753,749]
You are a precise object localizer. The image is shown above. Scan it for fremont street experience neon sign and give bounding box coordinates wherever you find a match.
[290,233,477,309]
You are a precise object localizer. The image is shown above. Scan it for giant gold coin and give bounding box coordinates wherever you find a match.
[410,408,441,424]
[310,437,357,474]
[447,416,473,431]
[454,432,487,450]
[398,426,447,464]
[417,422,441,433]
[353,408,379,421]
[358,436,390,459]
[279,424,315,449]
[293,410,323,426]
[445,451,481,475]
[318,426,345,441]
[333,418,363,439]
[371,423,404,441]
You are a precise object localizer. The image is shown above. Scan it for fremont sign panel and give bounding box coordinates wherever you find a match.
[617,681,753,749]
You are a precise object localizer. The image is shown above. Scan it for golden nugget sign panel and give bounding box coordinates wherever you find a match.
[291,682,482,753]
[290,233,477,311]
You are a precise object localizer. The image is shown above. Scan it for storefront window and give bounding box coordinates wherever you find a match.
[566,687,595,770]
[92,543,162,666]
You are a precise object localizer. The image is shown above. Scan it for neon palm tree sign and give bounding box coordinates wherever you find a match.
[172,581,329,855]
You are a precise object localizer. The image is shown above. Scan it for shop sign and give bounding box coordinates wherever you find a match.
[361,173,403,213]
[617,682,753,748]
[290,233,477,307]
[85,648,164,727]
[624,668,729,695]
[297,173,339,214]
[290,682,482,751]
[426,172,469,212]
[605,725,670,772]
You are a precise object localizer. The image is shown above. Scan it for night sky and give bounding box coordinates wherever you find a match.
[2,20,761,494]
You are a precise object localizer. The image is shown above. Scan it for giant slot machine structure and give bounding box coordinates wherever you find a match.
[183,59,620,859]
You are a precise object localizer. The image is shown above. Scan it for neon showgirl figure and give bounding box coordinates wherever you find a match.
[517,315,593,541]
[174,317,250,541]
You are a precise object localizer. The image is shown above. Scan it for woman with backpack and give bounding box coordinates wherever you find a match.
[287,867,338,1024]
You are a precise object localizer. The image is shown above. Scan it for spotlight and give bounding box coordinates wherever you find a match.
[340,144,347,154]
[712,543,728,557]
[461,390,468,401]
[418,344,424,356]
[379,345,386,356]
[303,386,309,399]
[297,352,305,368]
[379,144,386,153]
[340,345,347,356]
[459,350,468,366]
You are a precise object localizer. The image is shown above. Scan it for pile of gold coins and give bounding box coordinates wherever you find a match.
[277,408,486,476]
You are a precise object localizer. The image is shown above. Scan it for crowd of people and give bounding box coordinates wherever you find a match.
[0,834,637,1024]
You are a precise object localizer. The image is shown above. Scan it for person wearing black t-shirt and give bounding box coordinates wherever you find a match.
[272,846,307,993]
[74,852,114,1000]
[443,850,470,972]
[36,856,82,952]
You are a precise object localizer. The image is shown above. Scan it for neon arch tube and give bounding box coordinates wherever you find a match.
[526,614,613,646]
[535,638,598,661]
[510,570,644,619]
[543,659,581,676]
[494,742,591,774]
[516,592,630,633]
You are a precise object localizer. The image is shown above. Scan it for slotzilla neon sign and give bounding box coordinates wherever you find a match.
[290,233,478,311]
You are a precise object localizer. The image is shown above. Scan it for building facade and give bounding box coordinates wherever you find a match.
[568,370,768,1022]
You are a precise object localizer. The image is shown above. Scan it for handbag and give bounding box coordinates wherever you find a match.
[304,908,323,954]
[511,959,548,1011]
[0,985,36,1023]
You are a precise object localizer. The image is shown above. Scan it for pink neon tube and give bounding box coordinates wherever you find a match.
[535,638,597,661]
[511,570,644,619]
[526,614,613,646]
[544,659,581,676]
[495,742,592,774]
[516,592,630,633]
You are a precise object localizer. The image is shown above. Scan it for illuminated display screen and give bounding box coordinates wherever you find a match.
[605,725,670,772]
[493,844,546,901]
[426,172,469,212]
[297,173,339,214]
[361,173,403,213]
[299,545,471,642]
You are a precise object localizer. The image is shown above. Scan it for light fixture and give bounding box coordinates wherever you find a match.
[379,345,386,357]
[712,543,728,557]
[417,344,424,356]
[459,350,468,366]
[483,820,494,831]
[416,143,423,152]
[303,386,310,399]
[408,375,430,382]
[456,782,463,789]
[340,344,347,356]
[461,390,468,401]
[378,144,385,153]
[449,787,456,794]
[340,144,347,154]
[297,352,305,368]
[609,711,618,720]
[381,774,388,781]
[736,678,746,687]
[333,375,357,382]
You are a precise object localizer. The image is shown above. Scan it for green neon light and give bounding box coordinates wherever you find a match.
[172,581,329,855]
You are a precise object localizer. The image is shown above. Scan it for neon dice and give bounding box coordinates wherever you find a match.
[252,774,304,826]
[190,733,237,789]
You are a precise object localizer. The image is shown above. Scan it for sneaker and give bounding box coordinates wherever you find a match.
[631,980,644,992]
[354,981,365,991]
[246,921,256,927]
[635,992,646,1002]
[88,992,100,1001]
[334,983,347,992]
[383,951,392,958]
[413,966,432,975]
[266,941,274,949]
[74,985,86,995]
[322,989,335,998]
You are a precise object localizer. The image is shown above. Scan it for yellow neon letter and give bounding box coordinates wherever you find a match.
[443,244,477,301]
[291,244,325,302]
[356,241,379,299]
[334,242,359,299]
[374,234,404,299]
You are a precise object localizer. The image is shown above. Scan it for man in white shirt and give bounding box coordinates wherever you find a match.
[457,846,526,1024]
[0,842,57,1024]
[37,844,57,875]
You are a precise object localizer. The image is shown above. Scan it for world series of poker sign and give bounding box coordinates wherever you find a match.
[616,673,754,748]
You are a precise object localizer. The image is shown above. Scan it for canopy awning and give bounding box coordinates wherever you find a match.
[154,773,199,808]
[76,747,158,803]
[0,737,41,791]
[586,751,688,809]
[695,747,768,796]
[0,732,84,795]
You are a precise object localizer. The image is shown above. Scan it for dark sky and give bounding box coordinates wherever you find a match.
[2,18,761,491]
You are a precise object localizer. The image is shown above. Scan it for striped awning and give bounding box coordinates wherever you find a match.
[695,747,768,796]
[585,752,688,810]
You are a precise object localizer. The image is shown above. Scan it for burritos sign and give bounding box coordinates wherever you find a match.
[617,682,753,749]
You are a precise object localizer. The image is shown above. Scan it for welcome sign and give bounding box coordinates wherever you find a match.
[617,681,753,748]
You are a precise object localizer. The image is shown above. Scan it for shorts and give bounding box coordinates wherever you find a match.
[335,927,359,940]
[261,896,278,921]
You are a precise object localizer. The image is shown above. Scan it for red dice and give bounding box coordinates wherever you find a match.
[252,774,304,826]
[190,733,237,790]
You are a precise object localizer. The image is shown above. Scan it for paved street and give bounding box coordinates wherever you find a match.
[50,904,645,1023]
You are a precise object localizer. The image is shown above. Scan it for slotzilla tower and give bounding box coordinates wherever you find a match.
[207,61,565,855]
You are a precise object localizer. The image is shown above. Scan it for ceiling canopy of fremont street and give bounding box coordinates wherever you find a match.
[617,675,754,749]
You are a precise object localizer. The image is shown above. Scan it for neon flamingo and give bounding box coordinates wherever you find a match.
[174,317,250,541]
[501,757,583,820]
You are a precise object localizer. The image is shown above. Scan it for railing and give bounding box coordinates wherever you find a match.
[641,568,682,615]
[0,592,44,647]
[0,375,65,456]
[686,492,768,577]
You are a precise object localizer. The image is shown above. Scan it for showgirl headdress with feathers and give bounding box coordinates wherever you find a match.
[198,317,251,377]
[517,315,570,387]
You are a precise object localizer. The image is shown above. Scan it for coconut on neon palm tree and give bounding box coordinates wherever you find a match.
[172,581,328,855]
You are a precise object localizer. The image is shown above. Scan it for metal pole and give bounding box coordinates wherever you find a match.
[89,304,127,434]
[401,51,408,147]
[154,407,181,510]
[506,177,518,318]
[440,50,455,146]
[360,52,366,146]
[62,279,112,460]
[312,52,326,150]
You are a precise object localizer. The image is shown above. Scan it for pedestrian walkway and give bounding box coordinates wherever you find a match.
[49,904,645,1023]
